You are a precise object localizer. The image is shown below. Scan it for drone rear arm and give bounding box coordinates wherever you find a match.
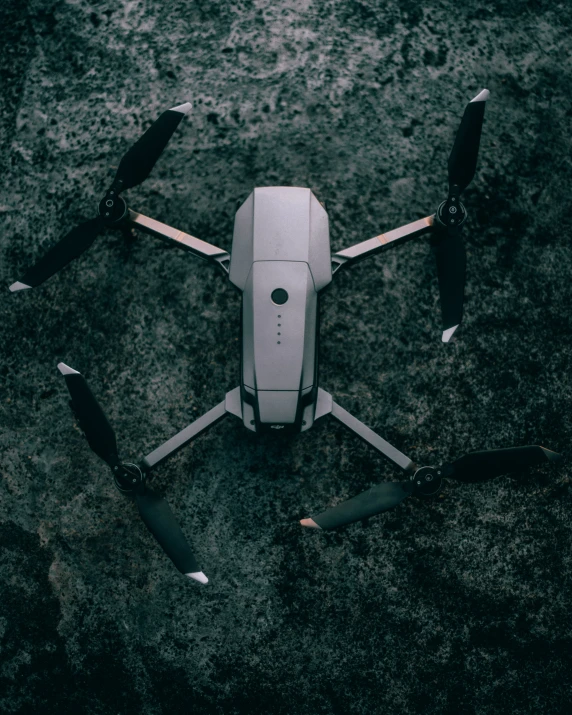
[315,389,417,473]
[126,209,231,274]
[331,215,435,274]
[141,388,242,472]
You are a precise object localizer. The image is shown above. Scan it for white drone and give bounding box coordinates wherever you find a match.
[10,91,561,582]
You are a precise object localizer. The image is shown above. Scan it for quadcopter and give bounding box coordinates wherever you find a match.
[9,92,561,583]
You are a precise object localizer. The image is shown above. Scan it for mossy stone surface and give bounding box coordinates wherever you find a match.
[1,1,571,713]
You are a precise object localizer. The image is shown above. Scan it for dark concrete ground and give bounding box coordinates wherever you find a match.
[1,1,571,713]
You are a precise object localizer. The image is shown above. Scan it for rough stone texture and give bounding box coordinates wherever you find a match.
[1,1,571,713]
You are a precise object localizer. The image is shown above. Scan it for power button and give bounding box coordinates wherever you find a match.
[271,288,288,305]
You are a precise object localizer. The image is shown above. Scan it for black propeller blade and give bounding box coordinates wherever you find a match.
[433,226,466,341]
[9,217,104,292]
[111,102,192,192]
[9,102,192,292]
[448,90,489,193]
[433,88,490,343]
[301,481,414,530]
[136,489,202,576]
[301,443,561,530]
[58,361,118,466]
[449,445,562,483]
[57,362,207,583]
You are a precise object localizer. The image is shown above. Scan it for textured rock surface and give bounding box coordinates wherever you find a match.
[1,1,571,713]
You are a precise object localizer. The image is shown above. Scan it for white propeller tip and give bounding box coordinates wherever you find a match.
[9,281,31,292]
[470,89,490,103]
[300,518,321,529]
[442,325,459,343]
[57,362,80,375]
[170,102,192,115]
[186,571,208,584]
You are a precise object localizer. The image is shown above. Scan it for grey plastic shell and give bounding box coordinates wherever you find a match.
[229,187,332,431]
[229,187,332,291]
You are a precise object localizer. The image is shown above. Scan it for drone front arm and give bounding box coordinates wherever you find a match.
[125,209,231,273]
[331,215,435,274]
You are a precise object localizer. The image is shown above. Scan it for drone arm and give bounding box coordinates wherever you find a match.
[331,215,435,273]
[328,397,417,473]
[125,209,230,273]
[141,390,242,472]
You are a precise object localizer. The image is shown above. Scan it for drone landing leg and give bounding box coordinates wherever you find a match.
[141,388,241,472]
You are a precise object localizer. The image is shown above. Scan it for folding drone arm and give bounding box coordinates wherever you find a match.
[331,215,435,274]
[302,390,419,529]
[8,101,233,292]
[314,389,417,473]
[141,387,241,472]
[125,209,231,275]
[304,388,562,531]
[331,90,492,342]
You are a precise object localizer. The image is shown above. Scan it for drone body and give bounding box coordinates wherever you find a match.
[9,92,562,582]
[230,186,330,433]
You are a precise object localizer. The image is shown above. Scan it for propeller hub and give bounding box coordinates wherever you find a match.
[113,462,144,494]
[411,466,443,497]
[98,191,127,225]
[436,198,466,229]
